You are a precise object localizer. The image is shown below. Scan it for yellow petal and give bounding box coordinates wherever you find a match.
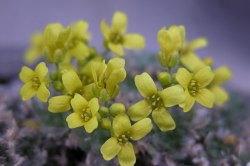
[128,100,152,121]
[20,82,36,101]
[84,116,98,133]
[72,20,90,41]
[176,68,192,88]
[124,34,145,49]
[158,85,186,107]
[101,137,121,161]
[36,83,50,102]
[57,26,71,46]
[187,38,208,51]
[66,112,84,128]
[19,66,35,82]
[70,42,90,60]
[213,66,232,85]
[101,20,110,39]
[62,70,82,94]
[196,89,215,108]
[106,57,125,78]
[112,11,127,33]
[118,142,136,166]
[24,48,41,65]
[35,62,48,81]
[89,98,99,115]
[113,114,131,137]
[194,66,214,88]
[180,53,206,72]
[48,95,72,113]
[71,93,88,113]
[44,23,63,48]
[135,72,157,98]
[210,86,228,106]
[108,43,124,56]
[179,91,195,112]
[130,118,152,140]
[152,108,176,131]
[106,68,126,97]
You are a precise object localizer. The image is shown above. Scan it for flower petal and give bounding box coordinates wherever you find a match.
[36,83,50,102]
[66,112,84,128]
[35,62,48,81]
[106,68,126,97]
[187,38,208,51]
[62,70,82,94]
[108,43,124,56]
[89,98,99,115]
[158,85,186,107]
[210,86,228,106]
[113,114,131,137]
[101,137,121,161]
[128,100,152,121]
[71,94,88,113]
[152,108,176,131]
[135,72,157,98]
[84,116,98,133]
[176,68,192,88]
[20,82,36,101]
[213,66,232,85]
[196,89,215,108]
[179,91,195,112]
[19,66,35,82]
[112,11,127,33]
[106,57,125,78]
[194,66,214,88]
[48,95,72,113]
[124,34,145,49]
[130,118,152,140]
[180,53,206,72]
[101,20,110,39]
[118,142,136,166]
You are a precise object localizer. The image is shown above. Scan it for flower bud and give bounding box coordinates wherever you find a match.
[53,81,64,92]
[110,103,125,117]
[99,106,109,117]
[100,118,111,130]
[157,72,171,87]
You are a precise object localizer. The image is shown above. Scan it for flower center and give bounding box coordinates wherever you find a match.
[188,79,200,96]
[117,133,130,145]
[80,107,92,122]
[32,77,40,89]
[110,32,123,44]
[146,94,164,110]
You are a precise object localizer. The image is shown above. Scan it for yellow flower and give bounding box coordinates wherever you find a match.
[48,70,84,112]
[209,66,232,106]
[67,20,91,60]
[128,72,185,131]
[101,11,145,56]
[90,57,126,101]
[66,94,99,133]
[176,66,215,112]
[24,33,44,65]
[157,25,185,67]
[19,62,50,102]
[101,114,152,166]
[43,23,71,63]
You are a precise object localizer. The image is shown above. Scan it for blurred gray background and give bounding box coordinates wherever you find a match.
[0,0,250,94]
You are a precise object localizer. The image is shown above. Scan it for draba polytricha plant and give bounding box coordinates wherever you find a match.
[19,11,232,166]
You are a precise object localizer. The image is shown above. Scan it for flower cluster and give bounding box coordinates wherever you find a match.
[19,11,231,166]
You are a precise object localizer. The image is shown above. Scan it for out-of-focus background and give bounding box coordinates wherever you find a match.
[0,0,250,93]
